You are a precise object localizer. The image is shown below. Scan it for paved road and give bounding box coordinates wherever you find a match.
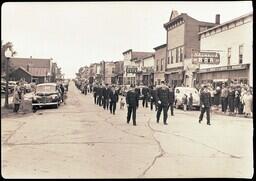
[1,82,253,178]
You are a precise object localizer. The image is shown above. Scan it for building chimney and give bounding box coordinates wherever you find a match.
[215,14,220,25]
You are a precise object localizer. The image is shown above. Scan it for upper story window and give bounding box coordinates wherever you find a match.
[239,45,243,64]
[180,47,183,62]
[227,48,231,65]
[160,58,164,71]
[176,48,179,63]
[172,49,176,64]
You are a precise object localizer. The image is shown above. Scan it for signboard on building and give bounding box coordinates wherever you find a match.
[192,51,220,64]
[126,67,137,73]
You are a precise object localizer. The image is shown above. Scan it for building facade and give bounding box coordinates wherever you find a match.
[154,44,166,85]
[198,12,253,87]
[141,54,155,86]
[164,10,217,87]
[123,49,154,85]
[103,61,115,85]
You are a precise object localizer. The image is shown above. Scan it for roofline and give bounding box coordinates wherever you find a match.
[142,54,155,60]
[198,12,253,35]
[122,49,132,55]
[12,66,32,75]
[153,44,167,50]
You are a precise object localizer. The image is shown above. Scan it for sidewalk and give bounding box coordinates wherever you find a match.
[211,106,253,119]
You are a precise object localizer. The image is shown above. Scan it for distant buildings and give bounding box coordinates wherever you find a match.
[6,57,63,84]
[76,11,253,88]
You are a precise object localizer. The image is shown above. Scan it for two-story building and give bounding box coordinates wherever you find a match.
[198,12,253,87]
[154,44,166,85]
[141,54,155,86]
[122,49,154,85]
[103,61,116,85]
[163,10,217,87]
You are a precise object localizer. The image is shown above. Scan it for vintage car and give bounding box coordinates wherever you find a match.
[174,87,200,110]
[32,83,61,110]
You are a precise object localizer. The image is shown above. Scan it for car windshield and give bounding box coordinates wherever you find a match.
[37,85,56,93]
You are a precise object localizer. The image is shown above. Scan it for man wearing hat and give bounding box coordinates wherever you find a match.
[155,81,170,125]
[126,84,139,126]
[199,85,212,125]
[109,85,119,115]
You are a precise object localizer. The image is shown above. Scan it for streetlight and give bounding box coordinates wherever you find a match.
[4,48,12,108]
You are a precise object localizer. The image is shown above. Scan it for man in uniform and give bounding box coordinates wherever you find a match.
[168,86,175,116]
[199,85,212,125]
[109,85,119,115]
[142,85,149,108]
[126,84,139,126]
[155,81,170,125]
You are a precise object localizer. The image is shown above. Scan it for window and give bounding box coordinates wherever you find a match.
[227,48,231,65]
[112,68,115,73]
[156,64,159,71]
[176,48,179,63]
[180,47,183,62]
[160,58,163,71]
[171,50,173,64]
[239,45,243,64]
[167,57,170,64]
[172,49,176,63]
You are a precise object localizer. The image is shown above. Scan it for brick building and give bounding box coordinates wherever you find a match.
[164,10,217,87]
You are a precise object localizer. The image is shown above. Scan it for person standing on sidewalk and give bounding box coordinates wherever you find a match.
[188,93,193,111]
[126,84,139,126]
[155,81,170,125]
[220,84,228,113]
[12,86,21,113]
[168,86,175,116]
[109,85,119,115]
[227,86,235,115]
[199,86,212,125]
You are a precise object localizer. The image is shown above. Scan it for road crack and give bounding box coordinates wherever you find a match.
[138,119,166,178]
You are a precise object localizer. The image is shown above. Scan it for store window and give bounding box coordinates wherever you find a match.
[227,48,231,65]
[239,45,243,64]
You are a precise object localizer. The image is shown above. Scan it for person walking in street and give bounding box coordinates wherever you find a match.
[126,84,139,126]
[149,85,156,111]
[188,93,193,111]
[199,85,212,125]
[93,84,98,104]
[109,85,119,115]
[155,81,170,125]
[60,83,65,103]
[168,86,175,116]
[103,84,111,110]
[142,85,149,108]
[12,86,21,113]
[135,86,141,108]
[220,84,228,113]
[97,84,104,106]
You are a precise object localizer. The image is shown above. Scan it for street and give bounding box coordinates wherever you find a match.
[1,82,253,178]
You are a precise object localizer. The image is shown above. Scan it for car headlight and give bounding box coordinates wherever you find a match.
[51,95,58,99]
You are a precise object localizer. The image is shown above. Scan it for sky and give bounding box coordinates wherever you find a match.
[1,1,253,78]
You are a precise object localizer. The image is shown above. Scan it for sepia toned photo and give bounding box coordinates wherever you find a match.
[1,1,253,179]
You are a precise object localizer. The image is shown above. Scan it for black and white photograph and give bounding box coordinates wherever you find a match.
[1,1,253,178]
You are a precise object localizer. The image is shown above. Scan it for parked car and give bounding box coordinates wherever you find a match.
[1,80,16,94]
[32,83,61,110]
[174,87,200,110]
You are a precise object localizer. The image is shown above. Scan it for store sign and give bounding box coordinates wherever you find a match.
[126,67,137,73]
[192,51,220,64]
[199,64,249,73]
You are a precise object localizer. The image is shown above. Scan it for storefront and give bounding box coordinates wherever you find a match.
[142,73,154,86]
[198,64,250,86]
[165,67,184,87]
